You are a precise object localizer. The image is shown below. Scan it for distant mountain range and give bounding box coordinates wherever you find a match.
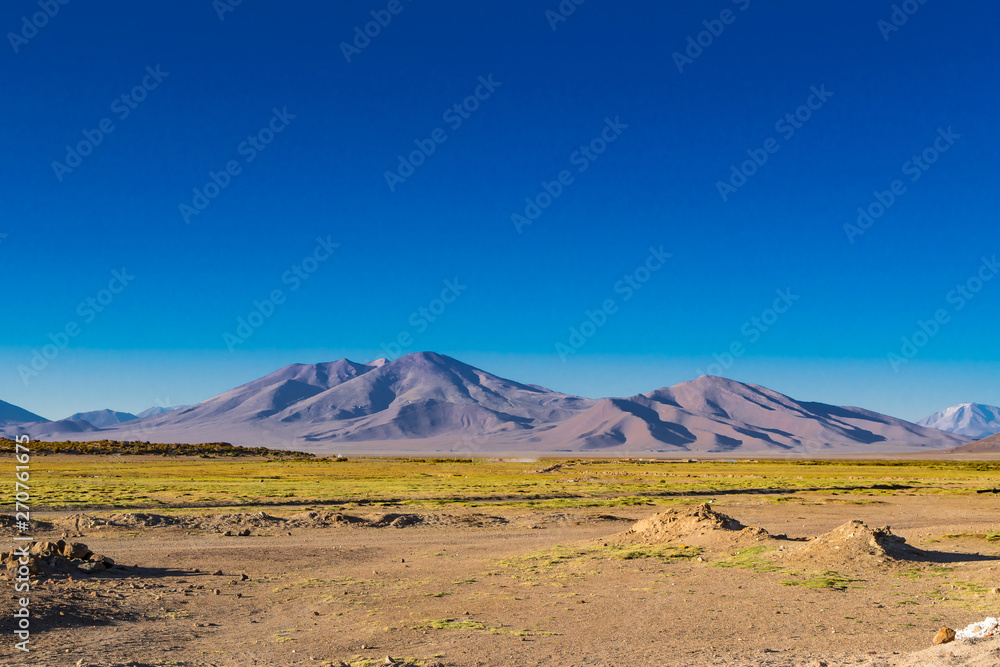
[66,409,138,428]
[0,352,977,454]
[918,403,1000,438]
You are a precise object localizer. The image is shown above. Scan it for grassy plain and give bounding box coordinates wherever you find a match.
[22,455,1000,511]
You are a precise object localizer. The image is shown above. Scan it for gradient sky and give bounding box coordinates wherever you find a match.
[2,1,998,422]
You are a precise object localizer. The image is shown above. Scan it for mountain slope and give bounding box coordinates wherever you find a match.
[0,399,46,425]
[67,409,138,428]
[950,431,1000,453]
[918,403,1000,438]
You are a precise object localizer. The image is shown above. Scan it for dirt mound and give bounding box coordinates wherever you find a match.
[420,513,509,528]
[286,510,367,527]
[104,513,187,528]
[783,520,922,569]
[0,514,55,535]
[610,503,773,548]
[368,513,424,528]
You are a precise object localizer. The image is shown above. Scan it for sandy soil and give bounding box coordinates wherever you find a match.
[4,495,1000,667]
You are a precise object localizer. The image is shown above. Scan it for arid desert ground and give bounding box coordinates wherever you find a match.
[5,455,1000,667]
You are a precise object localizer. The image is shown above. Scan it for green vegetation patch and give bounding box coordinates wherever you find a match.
[943,532,1000,543]
[780,571,865,590]
[713,545,781,572]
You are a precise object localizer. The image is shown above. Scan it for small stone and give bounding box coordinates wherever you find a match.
[213,588,221,595]
[77,561,106,574]
[212,569,223,576]
[240,573,249,581]
[990,587,1000,596]
[933,627,956,645]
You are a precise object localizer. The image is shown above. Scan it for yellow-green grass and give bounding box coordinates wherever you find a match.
[11,454,1000,511]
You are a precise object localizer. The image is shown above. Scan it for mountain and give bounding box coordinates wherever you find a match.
[0,399,46,425]
[540,375,968,453]
[66,409,138,428]
[918,403,1000,438]
[44,352,969,455]
[111,353,594,446]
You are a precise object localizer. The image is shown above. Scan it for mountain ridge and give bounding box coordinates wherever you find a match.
[0,352,973,454]
[918,403,1000,438]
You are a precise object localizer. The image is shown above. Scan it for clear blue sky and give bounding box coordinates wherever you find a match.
[2,1,998,422]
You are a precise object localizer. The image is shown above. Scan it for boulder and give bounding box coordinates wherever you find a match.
[61,542,91,560]
[29,541,59,557]
[933,627,956,645]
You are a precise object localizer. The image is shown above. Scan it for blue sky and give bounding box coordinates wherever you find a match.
[2,1,998,422]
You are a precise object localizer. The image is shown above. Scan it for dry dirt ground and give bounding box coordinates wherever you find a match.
[4,495,1000,667]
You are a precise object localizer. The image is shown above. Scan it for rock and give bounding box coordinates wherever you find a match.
[239,529,251,537]
[77,561,106,574]
[213,589,221,595]
[933,627,956,645]
[240,572,249,581]
[29,541,59,557]
[61,542,90,559]
[990,587,1000,596]
[88,553,114,566]
[212,569,223,576]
